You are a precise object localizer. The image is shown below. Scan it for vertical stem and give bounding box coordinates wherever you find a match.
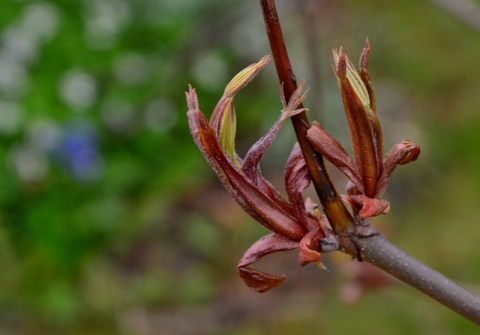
[259,0,355,234]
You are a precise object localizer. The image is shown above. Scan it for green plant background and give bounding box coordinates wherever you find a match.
[1,0,480,334]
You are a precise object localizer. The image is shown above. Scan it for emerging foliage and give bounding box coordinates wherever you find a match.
[187,41,420,291]
[187,57,336,292]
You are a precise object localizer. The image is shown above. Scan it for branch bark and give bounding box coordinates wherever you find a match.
[259,0,355,235]
[353,233,480,322]
[259,0,480,325]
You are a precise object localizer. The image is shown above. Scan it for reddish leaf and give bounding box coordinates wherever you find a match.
[376,140,420,197]
[298,227,323,266]
[238,233,299,292]
[285,143,311,229]
[347,195,390,219]
[242,80,308,182]
[187,88,306,239]
[238,267,286,293]
[307,122,364,193]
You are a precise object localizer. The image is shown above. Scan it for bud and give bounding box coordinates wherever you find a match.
[332,46,379,198]
[224,55,271,98]
[187,63,324,292]
[218,100,237,162]
[308,40,421,221]
[212,55,271,165]
[332,49,371,111]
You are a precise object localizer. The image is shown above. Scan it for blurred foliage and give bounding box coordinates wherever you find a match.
[1,0,480,334]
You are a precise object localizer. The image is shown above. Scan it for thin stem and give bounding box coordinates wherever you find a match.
[259,0,354,235]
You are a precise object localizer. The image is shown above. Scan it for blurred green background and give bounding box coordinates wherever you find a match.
[1,0,480,334]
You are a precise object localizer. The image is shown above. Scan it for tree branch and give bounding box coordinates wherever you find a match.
[259,0,480,325]
[354,233,480,323]
[259,0,355,235]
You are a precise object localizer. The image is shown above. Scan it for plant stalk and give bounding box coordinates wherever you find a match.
[259,0,354,235]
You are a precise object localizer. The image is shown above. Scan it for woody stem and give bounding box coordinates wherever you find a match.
[259,0,354,235]
[353,233,480,324]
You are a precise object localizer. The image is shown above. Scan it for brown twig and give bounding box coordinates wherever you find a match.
[259,0,480,325]
[259,0,355,236]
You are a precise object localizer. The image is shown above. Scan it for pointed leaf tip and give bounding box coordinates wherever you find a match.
[238,267,286,293]
[224,55,271,98]
[237,234,299,292]
[360,38,371,69]
[186,85,199,112]
[281,79,310,120]
[336,52,347,79]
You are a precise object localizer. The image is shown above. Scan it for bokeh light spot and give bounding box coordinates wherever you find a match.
[59,69,98,110]
[144,98,177,133]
